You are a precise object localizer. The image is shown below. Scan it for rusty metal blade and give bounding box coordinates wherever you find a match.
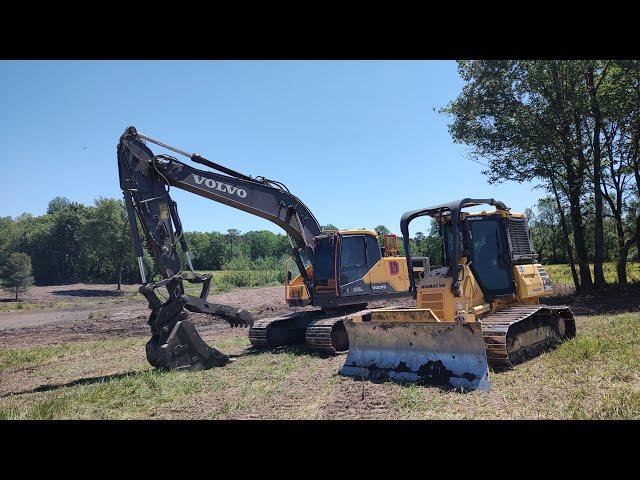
[341,320,490,391]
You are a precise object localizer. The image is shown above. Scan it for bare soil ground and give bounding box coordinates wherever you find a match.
[1,283,639,420]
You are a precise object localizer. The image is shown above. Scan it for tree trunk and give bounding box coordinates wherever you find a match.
[586,66,607,288]
[551,179,580,289]
[617,247,628,285]
[15,287,18,301]
[637,218,640,261]
[550,62,589,290]
[569,198,593,290]
[117,264,122,291]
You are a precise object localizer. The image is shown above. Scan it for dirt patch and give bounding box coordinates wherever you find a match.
[0,284,340,350]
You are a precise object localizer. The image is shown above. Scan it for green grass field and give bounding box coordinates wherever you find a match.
[2,312,639,419]
[544,262,640,286]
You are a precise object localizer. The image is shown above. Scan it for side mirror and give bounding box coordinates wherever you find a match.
[287,271,292,282]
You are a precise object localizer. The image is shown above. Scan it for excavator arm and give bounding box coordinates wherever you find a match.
[117,126,322,370]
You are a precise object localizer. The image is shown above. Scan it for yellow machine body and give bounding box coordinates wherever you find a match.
[341,202,575,391]
[285,229,412,307]
[416,262,552,323]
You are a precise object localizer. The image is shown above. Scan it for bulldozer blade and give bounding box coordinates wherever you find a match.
[341,319,490,391]
[146,320,230,371]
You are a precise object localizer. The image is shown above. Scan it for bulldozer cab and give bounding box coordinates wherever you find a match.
[460,214,514,298]
[401,198,537,300]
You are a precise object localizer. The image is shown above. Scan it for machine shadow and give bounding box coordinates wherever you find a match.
[328,371,478,394]
[545,283,640,316]
[52,289,125,297]
[229,345,340,360]
[2,370,147,398]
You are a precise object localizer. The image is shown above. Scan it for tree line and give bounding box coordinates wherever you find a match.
[2,191,636,298]
[0,196,296,290]
[442,60,640,290]
[0,195,429,294]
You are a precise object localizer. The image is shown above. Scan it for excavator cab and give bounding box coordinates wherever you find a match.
[285,230,411,307]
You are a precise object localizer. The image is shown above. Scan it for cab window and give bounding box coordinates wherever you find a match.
[366,235,381,266]
[313,237,335,282]
[341,236,366,267]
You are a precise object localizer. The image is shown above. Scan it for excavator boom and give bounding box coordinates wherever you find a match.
[118,126,322,370]
[118,126,414,370]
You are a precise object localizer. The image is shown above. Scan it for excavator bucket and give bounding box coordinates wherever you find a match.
[341,308,490,391]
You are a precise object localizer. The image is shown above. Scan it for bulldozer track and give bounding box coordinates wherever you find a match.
[480,304,576,370]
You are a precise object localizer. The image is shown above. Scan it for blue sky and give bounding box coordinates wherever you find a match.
[0,61,541,236]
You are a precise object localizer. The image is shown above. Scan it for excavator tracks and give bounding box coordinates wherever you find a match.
[249,309,356,353]
[305,317,349,354]
[248,312,311,349]
[481,305,576,370]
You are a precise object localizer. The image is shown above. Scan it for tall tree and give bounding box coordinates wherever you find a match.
[321,224,338,231]
[227,229,240,256]
[1,252,34,300]
[46,196,71,215]
[585,62,609,287]
[83,198,132,290]
[48,202,90,283]
[598,61,640,282]
[442,60,601,290]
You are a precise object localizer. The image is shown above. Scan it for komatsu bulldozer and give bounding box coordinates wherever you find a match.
[117,127,412,371]
[341,199,576,390]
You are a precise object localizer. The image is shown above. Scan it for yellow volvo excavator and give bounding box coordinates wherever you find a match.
[341,199,576,390]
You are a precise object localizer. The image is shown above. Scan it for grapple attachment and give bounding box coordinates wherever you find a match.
[141,277,253,371]
[146,319,231,371]
[341,308,490,391]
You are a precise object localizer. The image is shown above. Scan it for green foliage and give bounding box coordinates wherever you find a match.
[321,224,338,231]
[0,216,15,274]
[1,252,34,300]
[46,196,71,215]
[443,60,640,289]
[411,219,443,265]
[241,230,290,260]
[82,198,136,285]
[1,196,301,287]
[219,256,285,288]
[185,231,229,270]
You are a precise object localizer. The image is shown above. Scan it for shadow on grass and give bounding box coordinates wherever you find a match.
[545,283,640,316]
[329,370,478,394]
[235,344,339,360]
[1,370,147,398]
[52,289,125,298]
